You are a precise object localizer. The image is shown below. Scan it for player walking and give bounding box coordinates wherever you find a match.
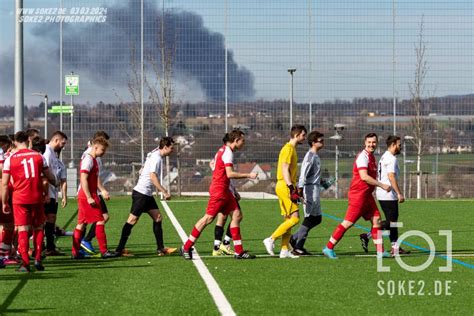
[263,125,307,258]
[323,133,391,259]
[181,130,257,260]
[115,137,177,256]
[1,131,57,271]
[289,130,325,256]
[359,135,411,256]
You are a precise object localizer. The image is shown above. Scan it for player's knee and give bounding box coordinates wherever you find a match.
[103,213,110,222]
[204,215,215,225]
[303,215,321,229]
[96,221,105,226]
[232,210,243,223]
[341,220,353,229]
[155,213,162,223]
[288,215,299,227]
[381,220,390,230]
[372,217,382,227]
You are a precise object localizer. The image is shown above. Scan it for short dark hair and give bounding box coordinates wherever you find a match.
[291,125,307,138]
[94,130,110,140]
[14,131,29,143]
[51,130,68,140]
[26,128,40,138]
[31,137,47,154]
[222,133,230,144]
[227,130,245,143]
[307,131,324,147]
[0,135,11,146]
[159,136,175,149]
[365,133,378,140]
[386,135,401,147]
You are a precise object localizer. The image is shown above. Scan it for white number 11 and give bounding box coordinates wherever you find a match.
[21,158,35,178]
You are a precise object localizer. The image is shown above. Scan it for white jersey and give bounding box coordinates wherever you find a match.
[82,147,102,171]
[43,145,61,199]
[134,148,163,196]
[376,151,399,201]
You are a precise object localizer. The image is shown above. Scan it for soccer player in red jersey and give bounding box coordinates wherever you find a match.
[0,135,15,268]
[181,130,257,260]
[322,133,391,259]
[72,137,116,259]
[1,131,57,272]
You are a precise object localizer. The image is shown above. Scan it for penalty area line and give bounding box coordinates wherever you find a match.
[161,201,236,316]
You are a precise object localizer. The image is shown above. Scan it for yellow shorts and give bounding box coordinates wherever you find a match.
[275,181,299,216]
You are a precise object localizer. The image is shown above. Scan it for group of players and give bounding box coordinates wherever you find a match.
[0,124,409,272]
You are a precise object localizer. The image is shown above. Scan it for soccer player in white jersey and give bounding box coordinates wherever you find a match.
[289,131,325,256]
[115,137,177,256]
[43,131,68,256]
[359,135,411,255]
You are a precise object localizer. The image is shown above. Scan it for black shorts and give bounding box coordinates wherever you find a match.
[378,200,399,222]
[99,195,109,214]
[130,190,159,217]
[44,199,59,215]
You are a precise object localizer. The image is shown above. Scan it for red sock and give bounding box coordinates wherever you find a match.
[327,224,347,249]
[230,226,243,255]
[33,229,44,261]
[95,224,108,254]
[371,226,384,253]
[18,230,30,266]
[184,226,201,251]
[72,228,83,257]
[0,229,13,257]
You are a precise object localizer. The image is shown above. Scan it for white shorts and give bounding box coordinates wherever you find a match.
[303,185,321,217]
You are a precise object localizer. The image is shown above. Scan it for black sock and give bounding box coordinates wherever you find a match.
[223,225,232,245]
[44,222,56,251]
[214,225,224,250]
[153,221,164,250]
[84,222,97,242]
[116,223,134,253]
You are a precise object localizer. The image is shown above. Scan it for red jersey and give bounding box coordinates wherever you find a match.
[78,154,99,199]
[2,148,48,205]
[209,145,233,197]
[348,149,377,198]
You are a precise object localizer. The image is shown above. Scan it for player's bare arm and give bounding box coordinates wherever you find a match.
[60,178,67,208]
[225,166,257,180]
[150,171,170,200]
[98,177,110,201]
[80,172,96,206]
[359,169,391,192]
[388,172,404,203]
[1,173,11,214]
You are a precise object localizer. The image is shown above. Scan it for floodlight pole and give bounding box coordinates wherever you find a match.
[288,68,296,128]
[434,130,439,199]
[69,71,74,168]
[32,92,48,138]
[403,135,414,196]
[14,0,24,132]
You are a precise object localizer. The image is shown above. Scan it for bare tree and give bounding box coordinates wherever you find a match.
[408,16,433,199]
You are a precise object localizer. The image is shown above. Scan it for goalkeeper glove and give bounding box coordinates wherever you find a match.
[288,184,300,203]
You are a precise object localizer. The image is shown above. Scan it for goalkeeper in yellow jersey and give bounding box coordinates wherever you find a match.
[263,125,307,258]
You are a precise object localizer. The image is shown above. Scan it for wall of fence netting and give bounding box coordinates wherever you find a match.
[0,0,472,198]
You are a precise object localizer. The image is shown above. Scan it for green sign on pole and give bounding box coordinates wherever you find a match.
[48,108,73,114]
[65,75,79,95]
[52,105,74,110]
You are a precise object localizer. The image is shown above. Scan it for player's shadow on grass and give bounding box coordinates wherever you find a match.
[0,273,72,314]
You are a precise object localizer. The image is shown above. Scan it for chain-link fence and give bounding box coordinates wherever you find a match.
[1,0,472,198]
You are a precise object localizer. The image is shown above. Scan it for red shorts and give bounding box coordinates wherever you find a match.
[206,192,239,217]
[13,203,45,227]
[78,196,104,224]
[344,195,380,223]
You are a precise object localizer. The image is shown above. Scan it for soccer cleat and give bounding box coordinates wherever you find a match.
[279,249,299,259]
[219,244,235,255]
[180,246,193,260]
[17,264,31,272]
[101,251,119,259]
[81,240,96,255]
[322,247,338,259]
[116,248,134,257]
[289,237,297,250]
[212,248,224,256]
[263,237,275,256]
[34,260,45,271]
[377,251,391,259]
[45,248,65,256]
[234,251,256,259]
[292,248,312,256]
[391,247,411,256]
[157,247,177,256]
[359,233,369,253]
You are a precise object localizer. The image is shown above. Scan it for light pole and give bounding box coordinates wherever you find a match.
[69,71,74,168]
[288,68,296,128]
[330,124,345,199]
[434,130,439,199]
[32,92,48,138]
[403,135,414,196]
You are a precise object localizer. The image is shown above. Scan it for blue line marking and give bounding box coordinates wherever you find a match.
[322,211,474,270]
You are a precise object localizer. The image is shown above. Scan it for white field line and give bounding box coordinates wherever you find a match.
[197,253,474,259]
[161,201,236,316]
